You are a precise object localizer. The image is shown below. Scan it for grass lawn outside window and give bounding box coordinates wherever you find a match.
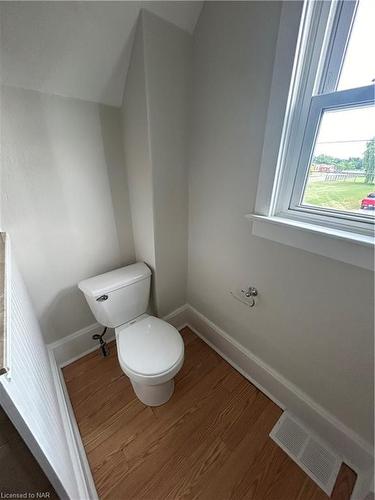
[303,180,375,213]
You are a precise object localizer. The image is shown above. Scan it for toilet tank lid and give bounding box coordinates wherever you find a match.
[78,262,151,297]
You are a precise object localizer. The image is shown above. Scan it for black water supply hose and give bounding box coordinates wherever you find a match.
[92,327,109,357]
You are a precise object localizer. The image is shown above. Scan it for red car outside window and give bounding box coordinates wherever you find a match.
[361,192,375,209]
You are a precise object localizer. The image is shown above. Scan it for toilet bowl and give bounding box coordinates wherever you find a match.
[78,262,184,406]
[116,314,184,406]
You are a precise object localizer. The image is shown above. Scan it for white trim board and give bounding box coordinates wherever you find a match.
[48,322,115,368]
[163,303,191,330]
[248,215,374,271]
[46,322,114,500]
[165,304,374,500]
[47,348,98,500]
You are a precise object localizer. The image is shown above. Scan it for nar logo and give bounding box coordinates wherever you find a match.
[0,493,51,499]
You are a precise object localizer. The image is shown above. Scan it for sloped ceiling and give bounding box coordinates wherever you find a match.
[0,1,203,106]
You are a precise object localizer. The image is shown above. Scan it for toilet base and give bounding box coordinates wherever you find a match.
[130,378,175,406]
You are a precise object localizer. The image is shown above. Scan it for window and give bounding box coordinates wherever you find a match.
[267,0,375,237]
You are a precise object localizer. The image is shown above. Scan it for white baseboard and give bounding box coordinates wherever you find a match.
[48,322,115,368]
[163,304,190,330]
[47,322,116,500]
[48,347,98,500]
[165,303,374,500]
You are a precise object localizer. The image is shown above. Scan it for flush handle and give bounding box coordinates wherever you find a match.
[96,294,108,302]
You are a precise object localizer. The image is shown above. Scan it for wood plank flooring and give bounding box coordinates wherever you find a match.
[63,327,356,500]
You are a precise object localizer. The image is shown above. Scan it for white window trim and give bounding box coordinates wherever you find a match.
[249,0,374,270]
[288,85,374,229]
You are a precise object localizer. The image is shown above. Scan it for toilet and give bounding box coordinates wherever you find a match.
[78,263,184,406]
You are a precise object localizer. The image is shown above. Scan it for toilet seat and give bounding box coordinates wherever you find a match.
[116,315,184,386]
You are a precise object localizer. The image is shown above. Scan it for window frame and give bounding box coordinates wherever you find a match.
[288,86,374,232]
[250,0,374,270]
[267,0,374,236]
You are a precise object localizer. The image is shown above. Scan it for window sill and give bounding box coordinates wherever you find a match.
[246,214,374,270]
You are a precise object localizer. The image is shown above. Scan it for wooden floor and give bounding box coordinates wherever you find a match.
[63,327,356,500]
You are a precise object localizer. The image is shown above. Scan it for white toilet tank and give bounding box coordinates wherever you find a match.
[78,263,151,328]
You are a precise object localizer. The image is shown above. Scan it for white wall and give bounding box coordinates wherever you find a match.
[142,11,191,316]
[187,1,374,444]
[0,1,202,106]
[121,17,157,298]
[1,85,135,343]
[122,11,191,316]
[0,253,81,499]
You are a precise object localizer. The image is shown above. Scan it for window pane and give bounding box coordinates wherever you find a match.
[302,105,375,217]
[337,0,375,90]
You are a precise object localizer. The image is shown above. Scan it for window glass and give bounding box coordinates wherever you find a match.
[337,0,375,90]
[301,105,375,216]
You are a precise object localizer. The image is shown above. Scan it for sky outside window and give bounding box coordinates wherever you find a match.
[337,0,375,91]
